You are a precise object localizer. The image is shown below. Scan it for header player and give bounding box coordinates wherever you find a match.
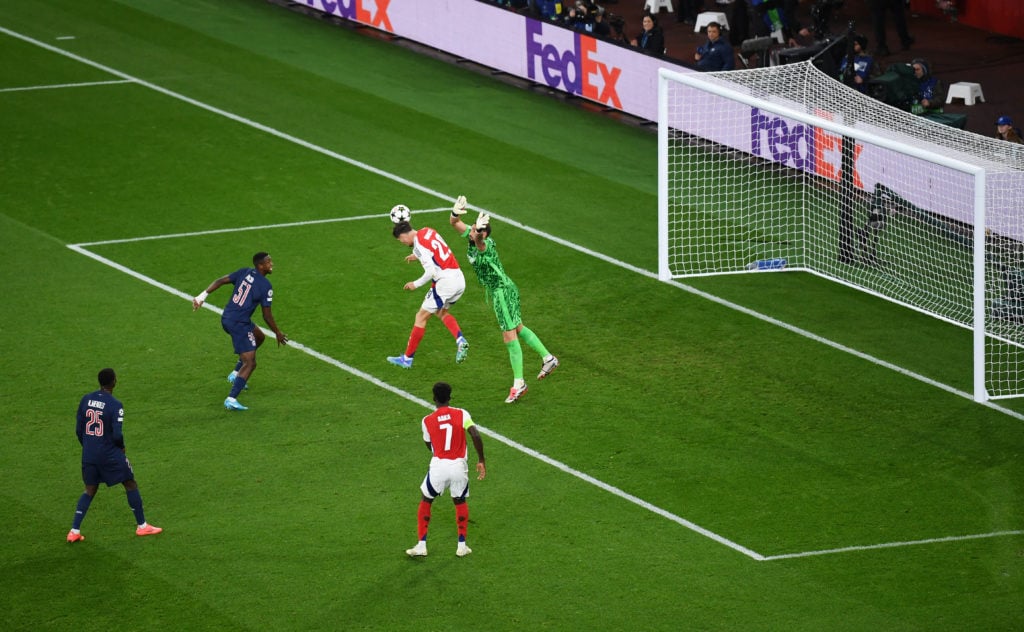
[193,251,288,410]
[388,217,469,369]
[406,382,486,558]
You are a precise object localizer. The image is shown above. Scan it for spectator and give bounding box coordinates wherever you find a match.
[995,115,1024,144]
[910,58,942,115]
[696,22,736,71]
[867,0,913,57]
[837,35,876,93]
[630,13,664,57]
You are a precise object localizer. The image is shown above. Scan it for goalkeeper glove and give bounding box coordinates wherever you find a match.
[451,195,468,216]
[474,214,490,230]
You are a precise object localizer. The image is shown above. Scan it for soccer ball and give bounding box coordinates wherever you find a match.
[389,204,411,224]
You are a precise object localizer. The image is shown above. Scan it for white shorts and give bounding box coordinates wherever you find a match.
[420,457,470,500]
[421,271,465,313]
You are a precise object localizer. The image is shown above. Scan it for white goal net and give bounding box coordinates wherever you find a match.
[658,62,1024,401]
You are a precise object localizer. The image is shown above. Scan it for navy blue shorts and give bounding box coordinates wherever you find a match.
[222,319,257,355]
[82,451,135,487]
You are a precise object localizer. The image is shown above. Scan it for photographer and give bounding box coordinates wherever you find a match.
[564,2,595,32]
[837,34,876,93]
[591,6,611,39]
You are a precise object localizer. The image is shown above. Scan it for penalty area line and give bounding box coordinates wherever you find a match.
[7,23,1021,423]
[0,79,133,93]
[65,241,766,561]
[28,22,1020,559]
[71,208,448,247]
[762,530,1024,561]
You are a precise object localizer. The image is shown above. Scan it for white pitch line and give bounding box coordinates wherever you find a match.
[10,19,1014,423]
[0,78,132,93]
[77,213,382,247]
[10,24,1019,558]
[66,241,765,561]
[1,24,1009,416]
[762,530,1024,561]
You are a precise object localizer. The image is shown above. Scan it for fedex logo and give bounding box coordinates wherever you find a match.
[303,0,392,31]
[750,107,862,188]
[525,21,621,109]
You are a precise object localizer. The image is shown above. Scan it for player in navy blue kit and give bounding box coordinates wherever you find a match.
[193,252,289,410]
[67,368,161,542]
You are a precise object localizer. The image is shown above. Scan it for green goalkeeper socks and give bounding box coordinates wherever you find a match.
[506,339,524,380]
[518,326,550,358]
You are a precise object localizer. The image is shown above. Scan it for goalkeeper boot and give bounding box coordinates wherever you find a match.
[387,355,414,369]
[505,383,528,404]
[406,541,428,557]
[537,355,560,380]
[66,530,84,543]
[224,397,248,411]
[456,542,472,557]
[455,337,469,364]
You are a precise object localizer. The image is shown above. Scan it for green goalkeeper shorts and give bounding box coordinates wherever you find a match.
[490,282,522,332]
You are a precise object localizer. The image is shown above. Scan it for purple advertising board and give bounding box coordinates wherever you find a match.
[295,0,697,122]
[298,1,1021,239]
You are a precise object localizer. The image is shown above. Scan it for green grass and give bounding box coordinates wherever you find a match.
[1,1,1022,630]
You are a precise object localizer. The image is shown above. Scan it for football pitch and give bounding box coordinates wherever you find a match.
[1,1,1022,629]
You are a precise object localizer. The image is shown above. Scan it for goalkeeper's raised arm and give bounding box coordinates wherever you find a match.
[449,194,469,233]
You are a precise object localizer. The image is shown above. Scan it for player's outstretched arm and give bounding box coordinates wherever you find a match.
[450,194,469,233]
[192,275,231,311]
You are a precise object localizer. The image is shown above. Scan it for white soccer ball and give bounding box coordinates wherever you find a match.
[389,204,411,224]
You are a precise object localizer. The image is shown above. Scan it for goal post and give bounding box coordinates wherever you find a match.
[658,63,1024,402]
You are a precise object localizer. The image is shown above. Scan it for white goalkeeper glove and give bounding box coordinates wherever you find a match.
[451,195,468,216]
[474,214,490,230]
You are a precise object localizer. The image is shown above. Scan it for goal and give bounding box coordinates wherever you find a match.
[658,62,1024,402]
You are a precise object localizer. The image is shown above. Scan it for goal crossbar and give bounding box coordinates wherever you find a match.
[658,63,1024,402]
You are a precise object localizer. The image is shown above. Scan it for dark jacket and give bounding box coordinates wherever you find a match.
[636,26,664,56]
[697,38,736,71]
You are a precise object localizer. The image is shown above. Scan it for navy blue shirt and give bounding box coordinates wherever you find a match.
[76,389,125,462]
[221,267,273,324]
[696,38,735,72]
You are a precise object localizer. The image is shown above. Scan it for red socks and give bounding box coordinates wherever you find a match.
[404,326,426,357]
[455,502,469,539]
[441,314,462,339]
[417,500,432,540]
[418,500,469,541]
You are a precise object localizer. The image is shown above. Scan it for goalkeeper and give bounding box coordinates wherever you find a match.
[449,196,559,404]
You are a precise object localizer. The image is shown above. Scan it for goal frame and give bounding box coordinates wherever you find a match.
[657,67,989,402]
